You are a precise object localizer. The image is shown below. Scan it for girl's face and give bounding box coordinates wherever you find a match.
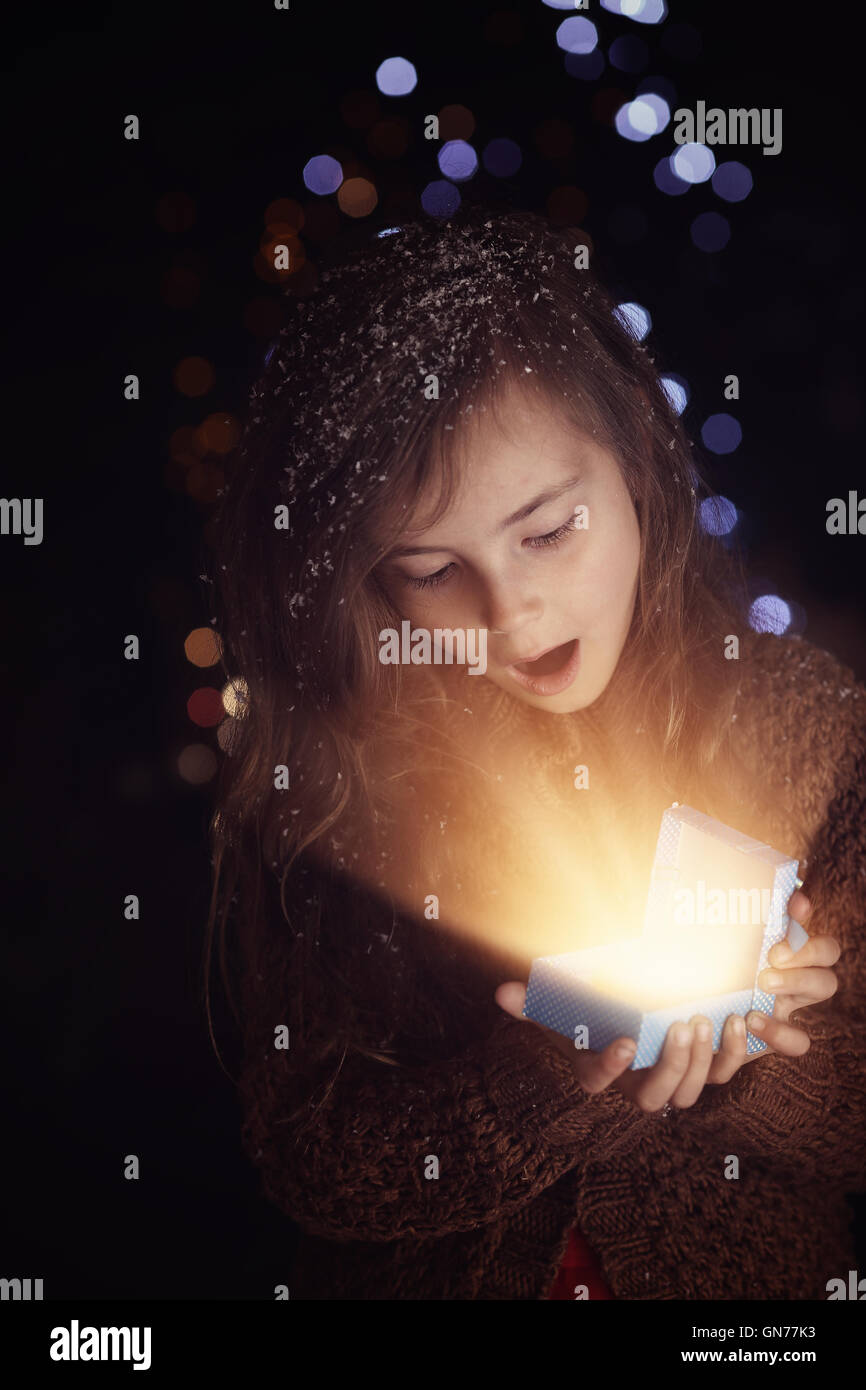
[375,384,641,714]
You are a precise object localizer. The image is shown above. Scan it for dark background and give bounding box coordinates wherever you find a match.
[2,0,864,1297]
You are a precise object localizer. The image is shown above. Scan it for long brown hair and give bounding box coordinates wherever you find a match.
[201,201,762,1101]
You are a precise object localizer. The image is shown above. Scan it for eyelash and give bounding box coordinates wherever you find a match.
[406,517,577,591]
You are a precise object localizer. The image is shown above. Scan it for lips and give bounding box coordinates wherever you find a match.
[505,637,581,697]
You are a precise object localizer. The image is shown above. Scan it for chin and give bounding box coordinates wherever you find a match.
[488,668,609,714]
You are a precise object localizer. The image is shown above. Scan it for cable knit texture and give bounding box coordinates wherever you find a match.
[237,632,866,1299]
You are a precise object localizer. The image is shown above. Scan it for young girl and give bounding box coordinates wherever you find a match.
[205,203,866,1300]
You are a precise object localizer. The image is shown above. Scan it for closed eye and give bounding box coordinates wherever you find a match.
[405,515,579,591]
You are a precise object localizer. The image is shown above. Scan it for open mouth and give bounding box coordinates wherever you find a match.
[506,637,581,697]
[512,639,577,677]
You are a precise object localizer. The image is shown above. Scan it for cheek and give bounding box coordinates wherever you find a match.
[569,507,639,619]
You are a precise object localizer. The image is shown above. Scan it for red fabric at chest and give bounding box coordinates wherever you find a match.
[546,1224,615,1300]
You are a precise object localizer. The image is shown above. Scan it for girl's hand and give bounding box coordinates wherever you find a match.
[494,893,840,1113]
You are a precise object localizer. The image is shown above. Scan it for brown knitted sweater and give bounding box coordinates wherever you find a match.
[237,632,866,1299]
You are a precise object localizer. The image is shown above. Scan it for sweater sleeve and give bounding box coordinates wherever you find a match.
[683,1007,866,1189]
[238,1008,649,1244]
[682,636,866,1188]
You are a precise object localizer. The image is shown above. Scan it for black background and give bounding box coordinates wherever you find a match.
[3,0,864,1298]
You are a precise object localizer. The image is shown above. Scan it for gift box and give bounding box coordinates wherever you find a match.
[523,803,803,1069]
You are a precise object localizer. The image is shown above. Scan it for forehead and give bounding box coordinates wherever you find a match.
[409,381,589,532]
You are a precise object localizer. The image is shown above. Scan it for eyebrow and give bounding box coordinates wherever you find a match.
[388,471,585,557]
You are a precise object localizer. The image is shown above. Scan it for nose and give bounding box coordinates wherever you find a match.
[483,580,544,645]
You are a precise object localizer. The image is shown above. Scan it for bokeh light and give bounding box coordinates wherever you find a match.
[222,676,249,719]
[375,56,418,96]
[614,301,651,341]
[337,177,378,217]
[302,155,343,195]
[263,197,305,233]
[482,137,523,177]
[659,373,690,415]
[173,357,215,398]
[556,16,598,54]
[699,496,738,536]
[195,413,241,455]
[437,140,479,182]
[615,94,670,141]
[184,627,223,668]
[653,155,690,196]
[178,743,218,784]
[608,35,649,72]
[700,412,742,454]
[672,142,715,184]
[187,687,225,728]
[601,0,668,21]
[438,104,476,140]
[421,180,461,217]
[748,595,792,636]
[712,160,753,203]
[691,211,731,252]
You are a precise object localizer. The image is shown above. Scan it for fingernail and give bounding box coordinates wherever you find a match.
[747,1011,766,1032]
[696,1022,711,1042]
[731,1016,746,1037]
[673,1024,691,1046]
[762,970,783,989]
[771,941,793,965]
[616,1041,635,1060]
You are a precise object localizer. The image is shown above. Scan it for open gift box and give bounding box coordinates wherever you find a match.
[523,803,805,1069]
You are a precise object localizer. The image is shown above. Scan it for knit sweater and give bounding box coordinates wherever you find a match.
[237,632,866,1299]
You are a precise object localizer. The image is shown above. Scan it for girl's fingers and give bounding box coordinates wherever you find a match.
[493,983,639,1090]
[494,981,527,1018]
[758,964,838,1001]
[745,1010,811,1057]
[624,1021,695,1112]
[786,890,813,928]
[768,933,841,970]
[705,1013,749,1083]
[668,1015,715,1108]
